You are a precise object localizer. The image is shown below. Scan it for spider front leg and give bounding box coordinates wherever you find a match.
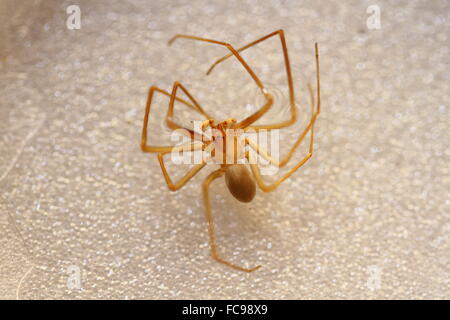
[207,29,298,130]
[141,86,209,152]
[142,86,190,153]
[167,33,274,129]
[167,81,215,142]
[202,169,261,272]
[141,85,211,153]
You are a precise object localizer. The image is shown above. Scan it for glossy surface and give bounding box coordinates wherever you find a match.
[0,0,448,299]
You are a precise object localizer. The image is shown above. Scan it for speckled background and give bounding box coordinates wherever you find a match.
[0,0,448,299]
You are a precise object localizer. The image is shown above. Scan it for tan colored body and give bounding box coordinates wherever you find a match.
[141,30,321,272]
[208,118,256,203]
[224,165,256,203]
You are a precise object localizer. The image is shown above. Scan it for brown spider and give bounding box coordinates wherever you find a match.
[141,29,321,272]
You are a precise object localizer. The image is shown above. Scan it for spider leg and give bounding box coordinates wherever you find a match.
[157,141,208,191]
[167,34,273,129]
[246,80,319,169]
[246,136,313,193]
[246,78,319,192]
[166,81,214,137]
[245,137,281,167]
[158,158,206,191]
[202,169,261,272]
[207,29,298,130]
[141,85,211,154]
[245,42,320,170]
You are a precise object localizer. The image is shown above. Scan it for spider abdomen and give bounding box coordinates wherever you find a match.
[224,164,256,203]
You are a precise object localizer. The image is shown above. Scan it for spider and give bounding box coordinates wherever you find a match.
[141,29,321,272]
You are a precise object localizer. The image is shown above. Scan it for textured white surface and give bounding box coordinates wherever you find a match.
[0,0,448,299]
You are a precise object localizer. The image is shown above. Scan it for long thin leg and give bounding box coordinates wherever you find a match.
[244,42,320,170]
[245,137,281,167]
[141,85,211,153]
[207,30,298,130]
[166,81,213,134]
[157,141,207,191]
[246,80,319,168]
[168,34,273,129]
[246,44,320,193]
[247,130,313,193]
[314,43,321,115]
[247,42,320,130]
[166,82,212,143]
[202,169,261,272]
